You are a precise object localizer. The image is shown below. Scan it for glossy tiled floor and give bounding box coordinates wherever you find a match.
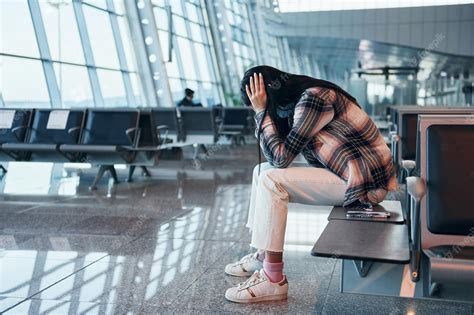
[0,145,473,314]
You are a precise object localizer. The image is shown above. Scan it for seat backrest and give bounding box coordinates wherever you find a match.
[0,109,32,144]
[137,110,157,147]
[152,108,179,139]
[399,108,474,161]
[81,109,139,146]
[222,107,252,126]
[28,109,86,144]
[401,113,418,160]
[179,107,215,136]
[425,124,474,235]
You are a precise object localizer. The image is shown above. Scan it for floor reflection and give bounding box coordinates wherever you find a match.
[0,161,254,314]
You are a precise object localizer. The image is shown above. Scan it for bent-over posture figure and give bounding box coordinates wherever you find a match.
[224,65,397,303]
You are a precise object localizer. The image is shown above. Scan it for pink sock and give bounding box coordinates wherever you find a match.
[263,260,284,283]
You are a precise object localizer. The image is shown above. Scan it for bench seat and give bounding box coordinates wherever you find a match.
[311,220,410,264]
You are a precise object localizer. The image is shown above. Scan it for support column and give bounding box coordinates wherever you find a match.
[125,0,173,107]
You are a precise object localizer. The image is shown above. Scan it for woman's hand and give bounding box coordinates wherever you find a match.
[246,73,267,113]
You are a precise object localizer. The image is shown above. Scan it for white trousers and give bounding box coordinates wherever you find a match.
[246,162,386,252]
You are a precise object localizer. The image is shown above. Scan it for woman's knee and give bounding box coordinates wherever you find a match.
[253,162,272,175]
[259,168,289,200]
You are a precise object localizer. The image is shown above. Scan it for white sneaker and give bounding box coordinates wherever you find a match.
[224,252,263,277]
[225,269,288,303]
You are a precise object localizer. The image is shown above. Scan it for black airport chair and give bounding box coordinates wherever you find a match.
[391,107,474,182]
[152,108,180,144]
[60,109,140,190]
[1,109,86,162]
[219,107,253,145]
[126,110,161,182]
[178,107,218,160]
[407,115,474,296]
[0,109,33,166]
[178,107,218,144]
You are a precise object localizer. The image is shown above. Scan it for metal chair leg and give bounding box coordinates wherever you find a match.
[127,165,136,182]
[90,165,108,190]
[108,165,119,184]
[140,166,151,177]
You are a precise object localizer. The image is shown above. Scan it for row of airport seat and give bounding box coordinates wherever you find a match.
[386,105,474,180]
[313,105,474,301]
[0,107,254,189]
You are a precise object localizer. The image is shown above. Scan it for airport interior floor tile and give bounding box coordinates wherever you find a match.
[1,146,473,314]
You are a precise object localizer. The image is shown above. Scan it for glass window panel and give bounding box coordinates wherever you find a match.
[202,82,219,106]
[173,16,187,37]
[189,22,203,43]
[1,56,50,108]
[168,0,183,15]
[235,57,244,77]
[194,43,211,82]
[154,7,168,31]
[235,14,243,26]
[83,6,120,69]
[176,37,196,80]
[113,0,125,14]
[117,16,136,71]
[158,30,169,60]
[96,69,127,107]
[226,11,235,24]
[39,1,85,64]
[169,78,183,104]
[185,2,199,23]
[0,1,40,57]
[129,73,144,106]
[152,0,165,6]
[53,63,93,108]
[224,0,232,10]
[233,42,240,56]
[165,49,180,77]
[242,45,249,59]
[83,0,108,10]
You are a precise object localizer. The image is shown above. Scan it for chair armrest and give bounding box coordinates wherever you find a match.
[156,125,169,131]
[390,133,400,164]
[401,160,417,178]
[125,127,141,147]
[11,125,28,141]
[406,176,425,202]
[68,126,81,134]
[407,176,425,242]
[156,125,170,144]
[390,132,400,142]
[406,176,425,282]
[401,160,416,171]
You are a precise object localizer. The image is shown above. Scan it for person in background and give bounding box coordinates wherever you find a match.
[177,88,207,157]
[177,88,196,107]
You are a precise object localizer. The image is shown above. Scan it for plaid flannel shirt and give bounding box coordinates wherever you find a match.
[255,87,397,206]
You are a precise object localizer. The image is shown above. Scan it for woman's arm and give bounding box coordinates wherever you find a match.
[255,92,334,168]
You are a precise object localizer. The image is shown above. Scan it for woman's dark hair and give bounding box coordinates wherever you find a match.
[240,65,357,171]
